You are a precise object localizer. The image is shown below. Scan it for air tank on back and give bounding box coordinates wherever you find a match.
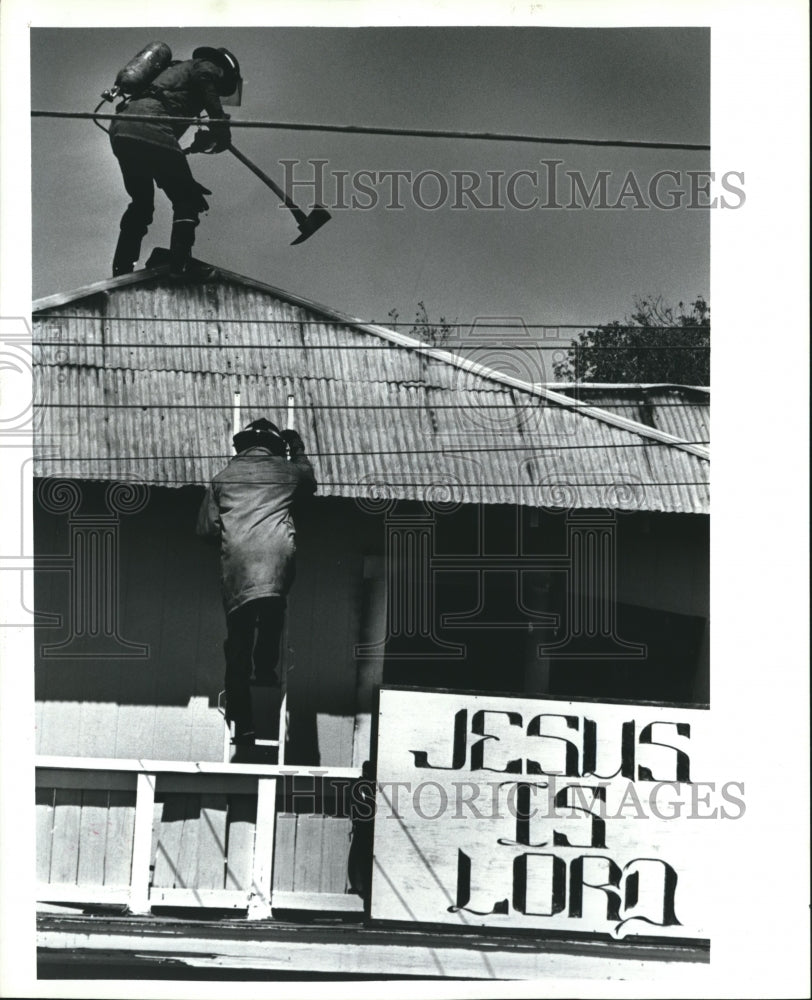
[102,42,173,101]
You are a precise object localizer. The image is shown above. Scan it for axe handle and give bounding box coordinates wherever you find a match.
[227,143,306,224]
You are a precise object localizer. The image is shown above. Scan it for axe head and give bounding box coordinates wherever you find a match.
[291,206,332,245]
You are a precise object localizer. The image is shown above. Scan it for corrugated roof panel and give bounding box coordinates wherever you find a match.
[647,390,709,447]
[553,387,709,449]
[33,272,709,514]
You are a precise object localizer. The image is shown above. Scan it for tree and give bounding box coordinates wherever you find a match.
[552,295,710,385]
[388,301,454,348]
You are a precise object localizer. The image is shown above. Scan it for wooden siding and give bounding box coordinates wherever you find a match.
[36,760,362,915]
[37,783,137,891]
[35,485,381,766]
[152,791,244,893]
[34,481,708,767]
[273,814,353,896]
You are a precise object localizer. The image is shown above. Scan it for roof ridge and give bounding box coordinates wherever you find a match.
[545,382,710,393]
[32,264,173,311]
[358,326,709,461]
[33,261,708,461]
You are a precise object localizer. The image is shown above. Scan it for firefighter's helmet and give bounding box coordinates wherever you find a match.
[193,46,242,103]
[233,418,285,456]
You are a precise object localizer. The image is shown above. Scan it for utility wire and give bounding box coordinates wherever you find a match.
[32,110,711,151]
[36,476,709,488]
[35,441,710,459]
[36,316,709,330]
[35,401,708,411]
[35,341,709,351]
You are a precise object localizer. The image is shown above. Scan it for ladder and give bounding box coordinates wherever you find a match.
[220,392,296,764]
[219,628,290,765]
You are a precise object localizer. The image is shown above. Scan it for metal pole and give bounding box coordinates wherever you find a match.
[228,144,305,222]
[232,390,241,441]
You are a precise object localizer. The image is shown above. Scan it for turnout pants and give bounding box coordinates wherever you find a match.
[111,137,211,274]
[223,597,285,738]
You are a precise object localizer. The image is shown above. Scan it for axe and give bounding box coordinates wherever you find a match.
[187,132,331,245]
[228,144,331,245]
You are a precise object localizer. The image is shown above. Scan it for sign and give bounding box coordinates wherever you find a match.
[371,688,717,940]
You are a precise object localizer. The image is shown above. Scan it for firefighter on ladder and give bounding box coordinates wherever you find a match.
[109,46,242,277]
[196,419,317,748]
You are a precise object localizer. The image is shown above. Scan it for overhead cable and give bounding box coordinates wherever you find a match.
[36,440,710,459]
[31,110,710,152]
[34,316,711,331]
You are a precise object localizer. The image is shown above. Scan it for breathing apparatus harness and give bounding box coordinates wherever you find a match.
[93,41,172,134]
[93,42,241,139]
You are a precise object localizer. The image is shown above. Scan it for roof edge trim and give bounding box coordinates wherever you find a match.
[543,383,710,393]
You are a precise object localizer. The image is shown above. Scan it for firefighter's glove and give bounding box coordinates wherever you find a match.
[280,429,305,457]
[189,127,231,155]
[208,127,232,153]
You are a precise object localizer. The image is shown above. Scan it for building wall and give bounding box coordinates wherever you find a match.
[34,483,382,765]
[615,512,709,702]
[541,510,710,704]
[377,502,709,706]
[34,482,709,765]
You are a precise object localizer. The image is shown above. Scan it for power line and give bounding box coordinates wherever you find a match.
[34,315,710,331]
[35,401,708,410]
[34,440,710,459]
[35,476,710,488]
[34,341,709,351]
[31,110,711,151]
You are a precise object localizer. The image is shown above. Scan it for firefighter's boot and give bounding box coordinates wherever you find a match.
[169,219,197,277]
[112,228,143,277]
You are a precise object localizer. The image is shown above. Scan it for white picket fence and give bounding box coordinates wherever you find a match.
[35,756,364,918]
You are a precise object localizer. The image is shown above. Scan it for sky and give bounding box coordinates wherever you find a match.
[30,25,710,335]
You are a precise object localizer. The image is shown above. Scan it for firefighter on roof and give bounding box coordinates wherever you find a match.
[108,46,242,278]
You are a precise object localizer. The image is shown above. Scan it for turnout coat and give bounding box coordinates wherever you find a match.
[196,446,317,615]
[110,57,230,153]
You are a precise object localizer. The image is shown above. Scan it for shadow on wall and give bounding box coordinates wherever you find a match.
[35,484,226,710]
[34,483,379,765]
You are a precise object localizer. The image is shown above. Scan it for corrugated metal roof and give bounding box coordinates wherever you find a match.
[550,385,709,450]
[32,262,709,514]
